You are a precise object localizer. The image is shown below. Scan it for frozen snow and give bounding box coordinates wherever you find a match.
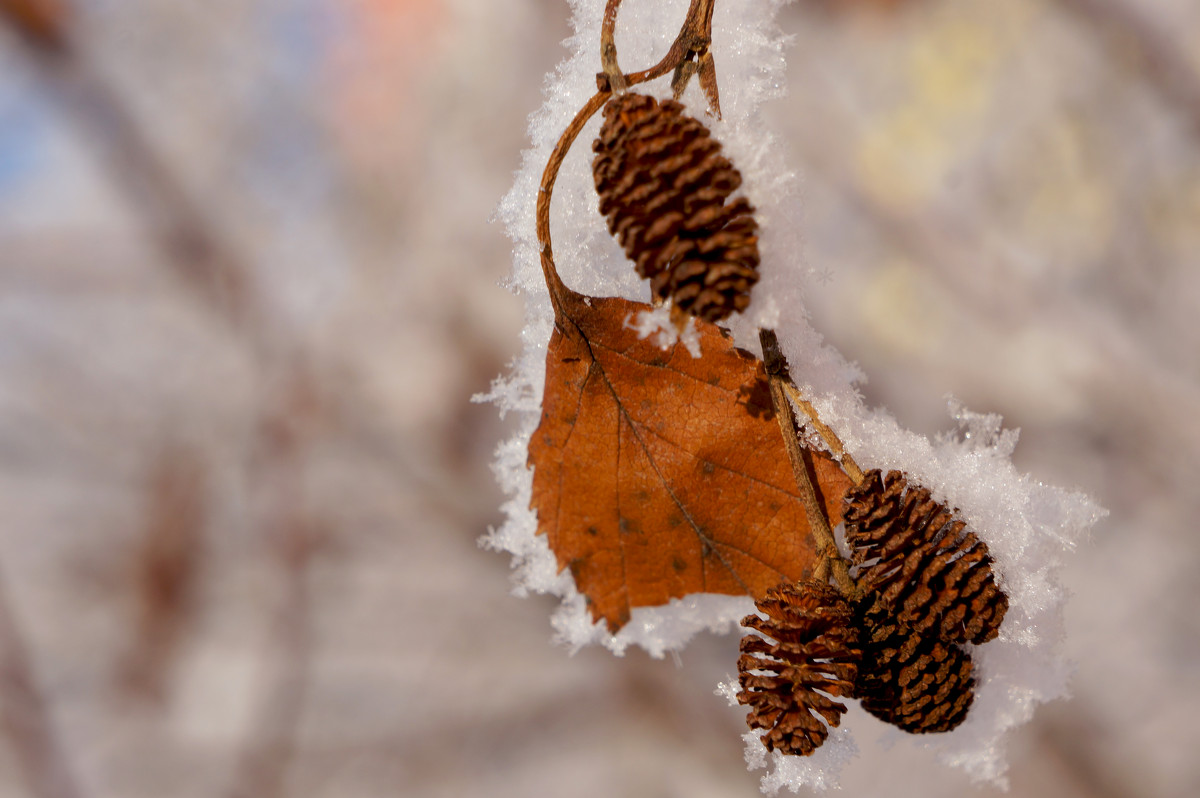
[624,305,703,358]
[480,0,1104,791]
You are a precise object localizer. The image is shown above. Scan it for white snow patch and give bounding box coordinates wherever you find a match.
[744,728,858,793]
[625,305,703,358]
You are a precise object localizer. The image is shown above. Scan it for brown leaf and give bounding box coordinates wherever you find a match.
[529,291,853,631]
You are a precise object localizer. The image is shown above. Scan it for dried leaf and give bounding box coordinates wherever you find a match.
[529,291,853,631]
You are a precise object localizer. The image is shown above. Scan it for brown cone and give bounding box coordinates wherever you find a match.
[736,581,861,756]
[855,610,976,733]
[843,470,1009,645]
[592,92,759,322]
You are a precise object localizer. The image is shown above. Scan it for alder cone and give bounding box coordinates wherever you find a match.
[844,470,1008,645]
[736,581,861,756]
[855,611,976,733]
[592,92,759,322]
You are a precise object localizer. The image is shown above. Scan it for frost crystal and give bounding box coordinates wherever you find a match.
[625,306,702,358]
[482,0,1104,791]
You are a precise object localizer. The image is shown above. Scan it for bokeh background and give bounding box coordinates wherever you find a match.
[0,0,1198,796]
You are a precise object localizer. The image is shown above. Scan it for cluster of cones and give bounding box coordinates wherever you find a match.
[736,470,1010,756]
[589,93,1010,755]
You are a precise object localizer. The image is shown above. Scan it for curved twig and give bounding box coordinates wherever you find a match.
[537,90,610,322]
[540,0,722,320]
[596,0,718,100]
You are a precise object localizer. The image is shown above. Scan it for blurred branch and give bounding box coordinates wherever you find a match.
[223,526,312,798]
[5,7,325,795]
[223,375,322,798]
[794,127,1200,491]
[0,0,68,53]
[1054,0,1200,140]
[1,0,251,329]
[0,573,86,798]
[117,447,206,704]
[1036,711,1138,798]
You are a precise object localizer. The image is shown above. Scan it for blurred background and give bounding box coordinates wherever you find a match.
[0,0,1197,796]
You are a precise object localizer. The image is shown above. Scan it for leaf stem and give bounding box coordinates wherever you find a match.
[759,329,855,597]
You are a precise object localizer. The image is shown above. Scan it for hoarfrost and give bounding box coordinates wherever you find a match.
[625,305,702,358]
[481,0,1105,791]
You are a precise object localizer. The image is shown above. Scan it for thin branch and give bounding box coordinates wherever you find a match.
[760,330,855,596]
[600,0,627,91]
[596,0,717,95]
[782,383,863,485]
[222,527,311,798]
[223,378,321,798]
[538,90,609,322]
[0,571,86,798]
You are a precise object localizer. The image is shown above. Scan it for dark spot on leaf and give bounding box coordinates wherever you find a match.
[701,461,716,475]
[672,557,687,573]
[738,376,774,420]
[586,526,599,537]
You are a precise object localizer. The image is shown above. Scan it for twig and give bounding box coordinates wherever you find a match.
[223,378,320,798]
[0,571,86,798]
[600,0,627,91]
[222,526,311,798]
[759,330,855,596]
[117,446,206,703]
[541,0,722,320]
[594,0,721,116]
[1053,0,1200,141]
[781,383,863,485]
[537,90,608,322]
